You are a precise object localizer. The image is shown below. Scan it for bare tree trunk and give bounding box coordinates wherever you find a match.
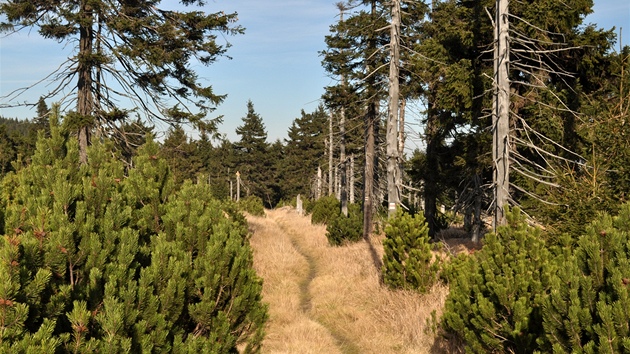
[363,104,377,239]
[337,2,349,217]
[349,154,355,204]
[387,0,401,218]
[397,97,406,203]
[493,0,510,230]
[236,171,241,202]
[328,111,334,196]
[77,2,94,165]
[317,165,322,200]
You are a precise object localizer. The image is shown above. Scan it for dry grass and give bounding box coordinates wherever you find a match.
[247,208,461,354]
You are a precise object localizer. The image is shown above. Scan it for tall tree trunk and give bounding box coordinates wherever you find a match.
[340,105,348,216]
[328,111,334,196]
[387,0,401,218]
[363,0,378,239]
[397,97,406,205]
[337,3,349,217]
[493,0,510,230]
[424,104,440,238]
[363,104,377,239]
[77,1,94,165]
[317,165,322,200]
[349,154,355,204]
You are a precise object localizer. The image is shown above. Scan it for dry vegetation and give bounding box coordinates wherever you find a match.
[247,208,459,354]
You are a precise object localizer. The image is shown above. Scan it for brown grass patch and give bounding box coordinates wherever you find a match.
[248,208,461,354]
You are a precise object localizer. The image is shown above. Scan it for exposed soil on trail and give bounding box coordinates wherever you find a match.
[246,207,458,354]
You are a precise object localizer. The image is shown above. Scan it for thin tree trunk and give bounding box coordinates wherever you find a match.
[424,101,439,238]
[349,154,355,204]
[493,0,510,230]
[362,0,378,239]
[329,111,334,196]
[317,165,322,200]
[338,3,349,217]
[397,97,405,202]
[387,0,401,218]
[77,2,94,165]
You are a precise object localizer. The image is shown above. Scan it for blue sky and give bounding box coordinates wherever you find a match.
[1,0,628,142]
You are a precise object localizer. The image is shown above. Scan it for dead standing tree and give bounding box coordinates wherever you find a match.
[492,0,510,229]
[386,0,402,218]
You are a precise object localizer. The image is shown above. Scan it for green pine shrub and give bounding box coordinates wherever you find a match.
[0,114,267,353]
[382,211,441,293]
[238,195,266,216]
[541,204,630,353]
[310,195,340,224]
[442,207,554,353]
[325,203,363,246]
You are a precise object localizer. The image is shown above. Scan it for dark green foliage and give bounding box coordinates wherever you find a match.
[0,0,242,130]
[234,101,279,208]
[238,195,266,217]
[310,195,341,225]
[325,203,363,246]
[542,204,630,353]
[281,106,328,199]
[442,207,553,353]
[0,117,267,353]
[382,211,440,293]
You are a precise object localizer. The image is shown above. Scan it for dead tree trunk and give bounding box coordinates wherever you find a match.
[386,0,401,218]
[493,0,510,230]
[328,111,334,196]
[317,165,322,200]
[349,154,355,204]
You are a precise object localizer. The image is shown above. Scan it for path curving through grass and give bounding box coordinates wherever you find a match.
[246,207,454,354]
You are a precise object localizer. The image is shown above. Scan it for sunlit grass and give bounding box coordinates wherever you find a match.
[247,207,461,354]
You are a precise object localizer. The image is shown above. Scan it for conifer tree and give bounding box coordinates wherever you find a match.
[282,106,328,199]
[234,101,274,207]
[0,0,242,164]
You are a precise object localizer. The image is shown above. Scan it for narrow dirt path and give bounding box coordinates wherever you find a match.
[247,208,347,354]
[274,214,362,354]
[247,207,452,354]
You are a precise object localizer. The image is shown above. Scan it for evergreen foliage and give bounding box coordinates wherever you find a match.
[442,207,553,353]
[382,211,440,293]
[542,204,630,353]
[238,195,266,217]
[0,0,242,161]
[310,195,341,225]
[0,115,267,352]
[325,203,363,246]
[281,107,328,199]
[234,101,278,207]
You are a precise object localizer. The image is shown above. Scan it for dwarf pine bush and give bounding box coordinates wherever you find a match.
[442,207,553,353]
[0,113,267,353]
[382,211,440,293]
[542,205,630,353]
[325,203,363,246]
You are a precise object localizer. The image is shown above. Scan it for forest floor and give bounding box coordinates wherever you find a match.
[246,207,465,354]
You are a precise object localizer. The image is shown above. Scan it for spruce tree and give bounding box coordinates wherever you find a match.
[234,101,273,207]
[0,0,242,163]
